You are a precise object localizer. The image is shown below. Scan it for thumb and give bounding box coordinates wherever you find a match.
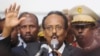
[18,17,26,23]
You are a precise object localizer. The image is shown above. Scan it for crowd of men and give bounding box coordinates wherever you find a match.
[0,3,100,56]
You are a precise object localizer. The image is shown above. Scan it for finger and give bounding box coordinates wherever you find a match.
[18,17,26,23]
[8,4,12,12]
[54,50,62,56]
[12,3,16,11]
[16,5,20,14]
[5,8,7,14]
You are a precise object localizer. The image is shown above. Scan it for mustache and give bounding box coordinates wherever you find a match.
[25,33,32,36]
[51,33,58,39]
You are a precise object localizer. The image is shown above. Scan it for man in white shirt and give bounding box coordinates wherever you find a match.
[42,11,84,56]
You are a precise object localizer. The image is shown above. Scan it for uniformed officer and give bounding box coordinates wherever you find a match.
[69,5,100,51]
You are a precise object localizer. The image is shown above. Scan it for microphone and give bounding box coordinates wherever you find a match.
[51,38,59,50]
[35,44,48,56]
[50,38,59,56]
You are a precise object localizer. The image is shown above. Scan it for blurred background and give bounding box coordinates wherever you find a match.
[0,0,100,25]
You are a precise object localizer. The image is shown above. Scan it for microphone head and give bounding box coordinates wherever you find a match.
[41,44,49,50]
[51,38,59,50]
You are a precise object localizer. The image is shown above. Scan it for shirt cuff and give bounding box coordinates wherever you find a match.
[0,34,5,40]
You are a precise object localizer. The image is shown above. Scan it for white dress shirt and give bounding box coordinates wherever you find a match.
[48,42,65,56]
[17,37,27,48]
[0,34,5,40]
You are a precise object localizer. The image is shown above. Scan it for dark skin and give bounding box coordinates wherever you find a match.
[19,15,39,43]
[11,27,19,47]
[71,22,99,51]
[0,19,19,47]
[43,14,67,50]
[2,3,39,43]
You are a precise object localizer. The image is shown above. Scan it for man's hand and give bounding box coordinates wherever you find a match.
[2,3,24,38]
[5,3,20,28]
[54,50,62,56]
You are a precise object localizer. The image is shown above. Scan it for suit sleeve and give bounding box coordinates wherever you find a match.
[0,36,12,56]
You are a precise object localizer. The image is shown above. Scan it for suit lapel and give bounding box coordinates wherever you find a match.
[25,42,41,56]
[62,44,71,56]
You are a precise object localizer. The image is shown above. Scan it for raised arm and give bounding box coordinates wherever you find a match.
[2,3,24,38]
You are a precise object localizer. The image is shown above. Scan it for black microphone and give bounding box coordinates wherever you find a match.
[51,38,59,56]
[35,44,48,56]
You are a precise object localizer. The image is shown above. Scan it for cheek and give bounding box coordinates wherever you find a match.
[82,29,90,35]
[57,31,66,42]
[44,31,52,44]
[20,29,25,36]
[31,28,38,34]
[72,29,78,34]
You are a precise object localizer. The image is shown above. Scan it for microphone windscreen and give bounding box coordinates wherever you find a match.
[51,39,59,49]
[41,44,48,50]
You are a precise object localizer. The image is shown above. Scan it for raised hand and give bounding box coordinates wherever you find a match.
[5,3,22,28]
[2,3,24,37]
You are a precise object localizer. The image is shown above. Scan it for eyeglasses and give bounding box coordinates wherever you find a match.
[44,25,64,31]
[71,24,93,30]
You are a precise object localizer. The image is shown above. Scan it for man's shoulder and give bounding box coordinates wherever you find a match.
[63,43,84,56]
[65,43,83,52]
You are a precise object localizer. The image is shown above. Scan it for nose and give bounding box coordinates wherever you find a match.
[26,27,30,33]
[78,28,83,34]
[52,27,57,34]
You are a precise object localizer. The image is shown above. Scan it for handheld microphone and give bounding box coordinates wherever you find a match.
[51,38,59,56]
[35,44,48,56]
[51,38,59,50]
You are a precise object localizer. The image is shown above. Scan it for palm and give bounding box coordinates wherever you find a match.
[5,3,20,28]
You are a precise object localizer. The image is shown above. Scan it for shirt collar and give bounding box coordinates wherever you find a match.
[48,42,65,54]
[17,37,27,48]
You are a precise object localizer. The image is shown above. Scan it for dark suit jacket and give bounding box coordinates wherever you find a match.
[85,47,100,56]
[12,42,41,56]
[1,37,84,56]
[62,43,84,56]
[0,37,41,56]
[42,42,84,56]
[0,37,12,56]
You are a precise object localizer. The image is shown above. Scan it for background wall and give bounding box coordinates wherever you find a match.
[0,0,100,24]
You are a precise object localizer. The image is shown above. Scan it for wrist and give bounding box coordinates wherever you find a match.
[0,34,5,40]
[2,27,12,38]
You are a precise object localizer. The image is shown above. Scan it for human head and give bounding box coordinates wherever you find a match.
[69,5,98,47]
[18,12,39,43]
[42,11,68,49]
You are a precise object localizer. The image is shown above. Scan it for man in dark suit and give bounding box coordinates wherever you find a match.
[42,11,84,56]
[1,3,42,56]
[1,3,84,56]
